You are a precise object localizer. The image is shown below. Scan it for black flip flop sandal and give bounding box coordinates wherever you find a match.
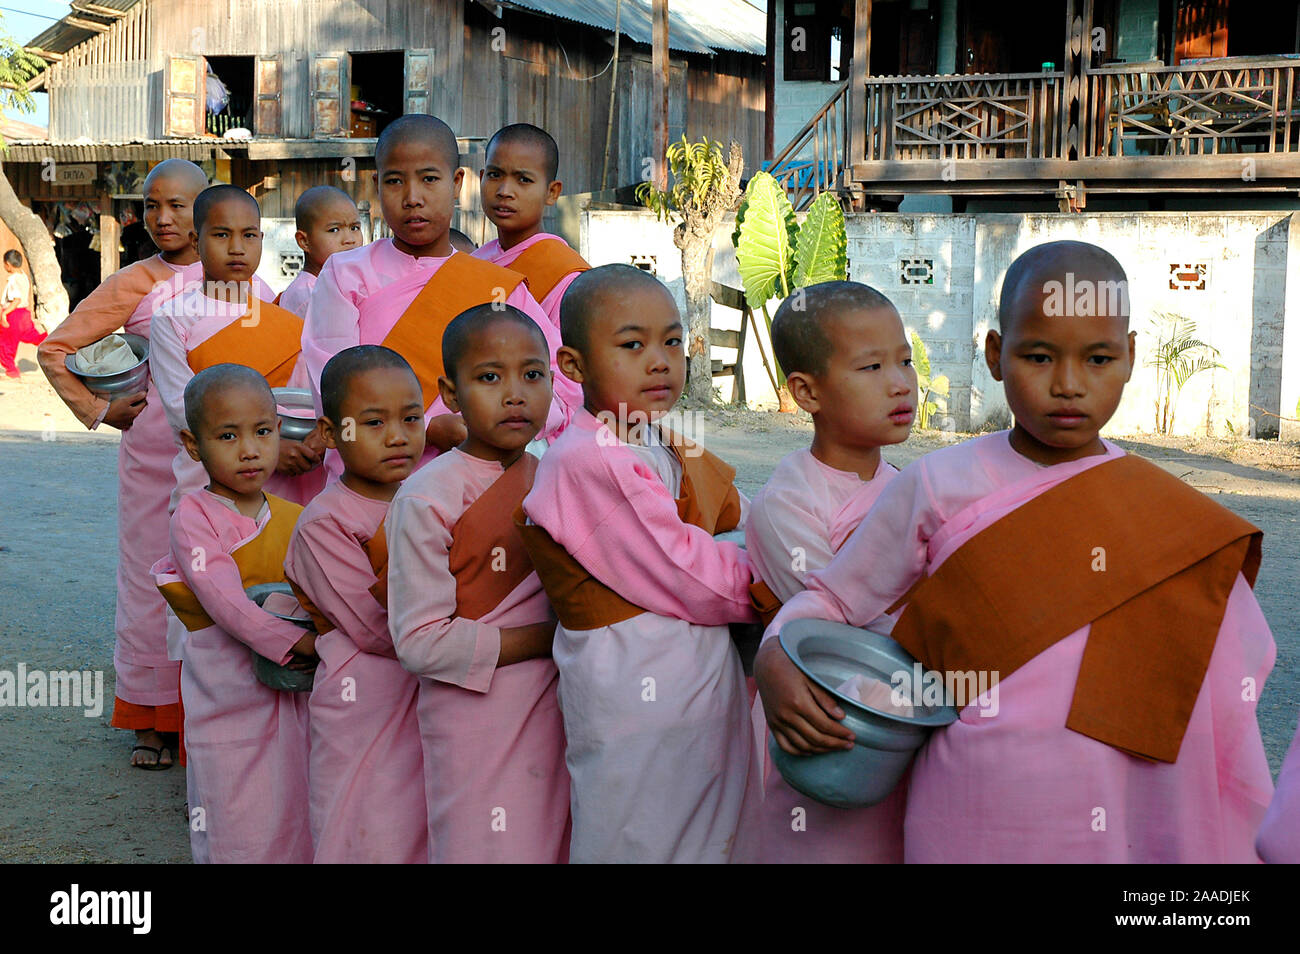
[131,744,173,771]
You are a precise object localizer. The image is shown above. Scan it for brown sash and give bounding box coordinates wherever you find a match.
[186,298,304,388]
[748,578,783,628]
[516,431,743,631]
[380,253,526,410]
[507,238,590,302]
[286,522,388,636]
[158,494,304,632]
[448,454,539,620]
[888,454,1262,764]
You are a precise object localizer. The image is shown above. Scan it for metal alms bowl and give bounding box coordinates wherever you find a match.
[245,582,316,692]
[65,332,151,399]
[770,618,958,808]
[271,387,318,442]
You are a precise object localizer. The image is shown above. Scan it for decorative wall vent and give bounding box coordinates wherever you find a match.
[279,250,305,279]
[630,254,657,275]
[1169,263,1207,291]
[900,257,934,285]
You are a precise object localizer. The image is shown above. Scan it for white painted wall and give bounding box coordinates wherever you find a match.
[581,208,1299,438]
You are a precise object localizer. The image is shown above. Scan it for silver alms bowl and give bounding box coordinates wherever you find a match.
[65,332,150,398]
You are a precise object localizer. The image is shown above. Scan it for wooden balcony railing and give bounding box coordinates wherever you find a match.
[767,80,849,210]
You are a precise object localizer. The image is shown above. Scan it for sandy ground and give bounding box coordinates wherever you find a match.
[2,344,1298,862]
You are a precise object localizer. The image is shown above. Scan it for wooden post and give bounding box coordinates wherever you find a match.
[846,0,872,193]
[98,187,119,281]
[652,0,669,190]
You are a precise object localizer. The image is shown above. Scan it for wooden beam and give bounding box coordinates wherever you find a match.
[652,0,669,190]
[70,1,127,18]
[25,47,63,63]
[65,16,110,34]
[851,155,1300,181]
[764,0,775,161]
[846,0,871,188]
[98,188,120,282]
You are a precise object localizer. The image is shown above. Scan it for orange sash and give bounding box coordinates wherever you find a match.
[507,238,590,302]
[888,454,1261,763]
[516,431,743,631]
[380,253,526,409]
[186,298,304,388]
[157,494,304,632]
[286,523,388,636]
[449,454,539,621]
[748,578,783,628]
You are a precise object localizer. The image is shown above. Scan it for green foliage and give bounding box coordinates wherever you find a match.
[0,21,44,144]
[1143,311,1223,435]
[910,331,949,430]
[792,192,847,289]
[635,136,731,222]
[734,171,796,311]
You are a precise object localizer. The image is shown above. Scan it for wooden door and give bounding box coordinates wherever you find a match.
[404,49,435,116]
[254,54,282,137]
[311,52,349,138]
[1175,0,1230,63]
[163,54,205,137]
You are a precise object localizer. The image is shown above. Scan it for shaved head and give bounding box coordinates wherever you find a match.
[184,363,273,434]
[143,158,208,196]
[486,123,560,182]
[375,114,459,172]
[442,304,548,384]
[193,184,260,235]
[320,345,418,424]
[294,185,357,232]
[560,264,672,353]
[771,281,896,378]
[999,241,1130,333]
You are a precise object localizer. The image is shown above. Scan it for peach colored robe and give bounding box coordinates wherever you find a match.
[387,448,570,863]
[150,280,325,509]
[472,233,583,334]
[746,449,906,863]
[38,255,202,708]
[276,269,316,318]
[521,409,761,863]
[768,433,1276,863]
[152,490,312,863]
[1257,712,1300,863]
[283,478,427,864]
[302,239,578,479]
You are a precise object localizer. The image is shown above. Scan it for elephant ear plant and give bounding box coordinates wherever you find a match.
[732,171,847,410]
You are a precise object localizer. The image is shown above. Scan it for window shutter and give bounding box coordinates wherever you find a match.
[311,52,349,137]
[163,54,205,137]
[255,54,283,137]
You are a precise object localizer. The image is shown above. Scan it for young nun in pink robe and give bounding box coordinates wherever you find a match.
[301,116,579,482]
[471,124,589,334]
[519,266,761,864]
[37,160,210,762]
[151,186,325,509]
[761,242,1275,863]
[276,185,363,318]
[284,346,428,864]
[745,283,915,864]
[152,365,314,863]
[276,269,315,318]
[1257,713,1300,863]
[388,306,570,863]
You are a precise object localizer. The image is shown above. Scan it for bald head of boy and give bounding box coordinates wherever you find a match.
[375,114,459,173]
[183,362,273,435]
[998,240,1130,333]
[560,264,672,354]
[294,185,355,232]
[193,184,261,236]
[486,123,560,183]
[771,280,895,379]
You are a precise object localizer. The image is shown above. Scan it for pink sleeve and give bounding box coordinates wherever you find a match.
[285,516,394,658]
[303,256,361,417]
[170,500,307,664]
[764,461,939,642]
[1258,712,1300,863]
[505,284,579,435]
[385,484,502,692]
[148,309,192,437]
[531,445,756,625]
[745,483,835,605]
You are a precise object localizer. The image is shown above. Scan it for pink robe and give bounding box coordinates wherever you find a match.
[283,479,427,864]
[1257,713,1300,862]
[276,269,316,318]
[302,238,579,479]
[521,409,761,863]
[768,432,1277,863]
[152,490,312,863]
[472,233,583,333]
[745,449,906,863]
[387,448,570,863]
[150,280,324,510]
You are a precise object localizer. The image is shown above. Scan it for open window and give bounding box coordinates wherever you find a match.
[310,49,439,138]
[784,0,852,81]
[349,50,404,137]
[205,55,255,135]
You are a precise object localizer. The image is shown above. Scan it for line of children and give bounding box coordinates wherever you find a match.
[763,241,1277,863]
[152,364,315,863]
[747,281,915,863]
[387,307,570,863]
[276,186,363,318]
[283,346,428,863]
[38,158,211,770]
[302,114,580,480]
[150,184,326,509]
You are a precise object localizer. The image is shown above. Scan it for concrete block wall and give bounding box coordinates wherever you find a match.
[1114,0,1161,62]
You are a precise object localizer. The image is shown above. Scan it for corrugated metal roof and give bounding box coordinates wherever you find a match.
[0,138,220,162]
[25,0,142,58]
[501,0,765,56]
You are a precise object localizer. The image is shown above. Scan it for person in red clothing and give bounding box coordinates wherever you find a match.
[0,249,45,378]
